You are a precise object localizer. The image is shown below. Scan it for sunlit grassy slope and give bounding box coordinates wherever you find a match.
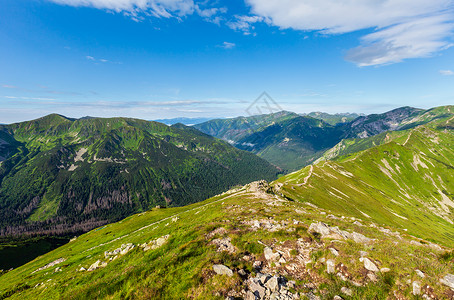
[276,115,454,247]
[1,112,454,298]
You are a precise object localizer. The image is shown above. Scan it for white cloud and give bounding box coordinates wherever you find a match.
[227,15,264,35]
[51,0,195,17]
[220,42,235,49]
[440,69,454,75]
[50,0,229,22]
[246,0,454,66]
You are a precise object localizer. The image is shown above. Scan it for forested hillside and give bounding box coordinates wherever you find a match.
[0,115,279,237]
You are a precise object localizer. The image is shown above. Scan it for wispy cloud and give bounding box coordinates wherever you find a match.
[49,0,227,24]
[219,42,235,49]
[1,84,82,96]
[86,55,121,64]
[4,96,58,101]
[439,69,454,76]
[245,0,454,66]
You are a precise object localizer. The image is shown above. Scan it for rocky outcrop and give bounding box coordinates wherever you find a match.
[32,258,66,274]
[440,274,454,290]
[210,237,236,253]
[360,257,379,272]
[104,243,135,258]
[245,273,298,300]
[213,264,233,277]
[308,222,373,244]
[140,235,169,251]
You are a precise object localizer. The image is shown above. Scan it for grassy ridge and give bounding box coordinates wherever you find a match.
[276,122,454,247]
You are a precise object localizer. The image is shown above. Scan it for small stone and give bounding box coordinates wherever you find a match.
[340,287,353,296]
[440,274,454,289]
[266,276,279,292]
[249,280,266,298]
[333,296,343,300]
[367,272,378,282]
[413,281,421,295]
[259,274,270,285]
[361,257,379,272]
[380,267,390,273]
[79,267,86,271]
[246,291,257,300]
[238,269,247,276]
[415,269,425,278]
[329,248,339,256]
[253,261,262,270]
[353,221,364,227]
[326,259,335,274]
[213,264,233,277]
[337,272,348,281]
[264,247,281,261]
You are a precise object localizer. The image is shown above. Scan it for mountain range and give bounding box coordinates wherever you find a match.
[0,114,279,237]
[194,106,453,171]
[1,106,454,299]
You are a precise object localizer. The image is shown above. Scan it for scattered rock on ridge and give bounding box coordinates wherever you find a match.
[440,274,454,290]
[140,235,170,251]
[359,257,379,272]
[32,258,66,274]
[213,264,233,277]
[210,237,236,253]
[308,222,373,244]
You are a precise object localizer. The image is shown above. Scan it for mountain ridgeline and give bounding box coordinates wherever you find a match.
[194,106,454,171]
[0,115,280,237]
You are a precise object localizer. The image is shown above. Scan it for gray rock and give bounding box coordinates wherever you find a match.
[415,269,425,278]
[380,267,391,273]
[308,222,331,237]
[253,260,262,270]
[329,248,339,256]
[326,259,335,274]
[340,287,353,296]
[238,269,247,276]
[333,296,343,300]
[249,280,266,298]
[412,281,421,295]
[266,276,279,292]
[360,257,379,272]
[264,247,281,261]
[246,291,258,300]
[440,274,454,289]
[213,264,233,277]
[259,273,271,285]
[367,272,378,282]
[306,292,321,300]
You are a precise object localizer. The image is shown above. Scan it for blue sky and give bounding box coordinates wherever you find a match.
[0,0,453,123]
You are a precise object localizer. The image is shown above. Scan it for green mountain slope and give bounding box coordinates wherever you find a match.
[317,106,454,162]
[305,112,361,125]
[193,111,300,143]
[0,115,279,237]
[275,123,454,247]
[195,113,344,171]
[234,117,345,171]
[1,175,453,299]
